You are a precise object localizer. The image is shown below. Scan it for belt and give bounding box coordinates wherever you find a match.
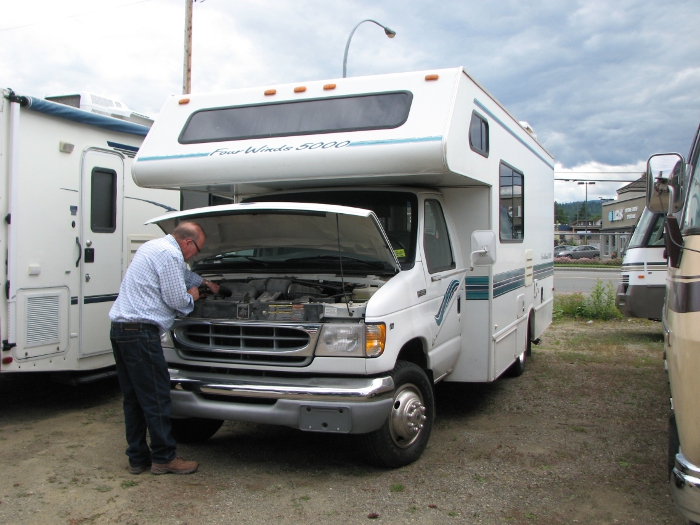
[112,322,159,332]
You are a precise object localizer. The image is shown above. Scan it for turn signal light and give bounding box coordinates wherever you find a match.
[365,323,386,357]
[425,74,439,81]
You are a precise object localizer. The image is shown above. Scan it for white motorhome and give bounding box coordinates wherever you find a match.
[647,124,700,524]
[0,89,179,382]
[616,207,667,320]
[132,67,554,466]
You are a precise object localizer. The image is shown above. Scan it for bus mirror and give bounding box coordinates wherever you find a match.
[470,230,497,268]
[647,153,685,213]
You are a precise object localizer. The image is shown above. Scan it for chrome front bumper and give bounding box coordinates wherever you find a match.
[671,452,700,523]
[168,369,395,434]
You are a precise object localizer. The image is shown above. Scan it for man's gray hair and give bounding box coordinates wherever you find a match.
[172,221,206,242]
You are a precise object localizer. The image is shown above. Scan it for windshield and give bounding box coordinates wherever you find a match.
[683,151,700,232]
[246,191,418,270]
[628,208,656,248]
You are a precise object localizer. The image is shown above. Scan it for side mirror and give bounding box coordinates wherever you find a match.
[470,230,497,268]
[647,153,685,213]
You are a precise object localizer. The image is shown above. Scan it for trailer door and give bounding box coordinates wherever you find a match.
[79,150,124,357]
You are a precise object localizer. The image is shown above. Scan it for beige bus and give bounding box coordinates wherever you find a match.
[647,124,700,524]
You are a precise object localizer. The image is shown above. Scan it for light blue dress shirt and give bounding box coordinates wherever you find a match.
[109,235,203,332]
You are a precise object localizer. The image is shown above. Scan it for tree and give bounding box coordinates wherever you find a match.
[554,202,569,224]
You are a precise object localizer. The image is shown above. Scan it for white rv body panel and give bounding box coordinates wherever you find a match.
[133,67,553,466]
[0,90,180,376]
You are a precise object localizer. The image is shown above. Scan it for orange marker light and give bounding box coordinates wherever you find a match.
[178,98,190,105]
[638,275,645,279]
[294,86,307,93]
[323,84,337,90]
[264,89,277,96]
[425,74,439,81]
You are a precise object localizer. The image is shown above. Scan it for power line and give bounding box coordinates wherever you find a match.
[555,178,640,182]
[0,0,157,33]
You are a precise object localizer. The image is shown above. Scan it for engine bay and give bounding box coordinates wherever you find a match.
[190,277,381,322]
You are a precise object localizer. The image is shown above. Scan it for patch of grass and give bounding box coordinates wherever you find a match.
[553,280,622,321]
[473,473,487,482]
[94,485,112,492]
[390,483,405,492]
[120,480,139,488]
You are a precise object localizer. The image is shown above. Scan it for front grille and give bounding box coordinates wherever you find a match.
[172,322,319,366]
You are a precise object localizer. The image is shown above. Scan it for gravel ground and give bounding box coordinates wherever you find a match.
[0,319,684,525]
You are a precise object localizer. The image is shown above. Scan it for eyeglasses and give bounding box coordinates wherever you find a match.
[190,238,201,254]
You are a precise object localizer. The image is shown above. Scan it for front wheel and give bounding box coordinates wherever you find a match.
[170,417,224,444]
[361,361,434,468]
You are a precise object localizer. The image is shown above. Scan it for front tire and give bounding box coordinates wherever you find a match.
[361,361,434,468]
[170,417,224,444]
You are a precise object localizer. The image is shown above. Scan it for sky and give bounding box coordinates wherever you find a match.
[1,0,698,203]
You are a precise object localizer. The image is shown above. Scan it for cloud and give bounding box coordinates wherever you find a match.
[2,0,698,190]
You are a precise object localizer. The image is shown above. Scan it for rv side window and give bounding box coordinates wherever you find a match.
[91,168,117,233]
[179,91,413,144]
[469,111,489,157]
[499,163,524,242]
[423,200,455,274]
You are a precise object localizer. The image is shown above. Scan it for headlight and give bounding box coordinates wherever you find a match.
[315,323,386,358]
[316,325,364,357]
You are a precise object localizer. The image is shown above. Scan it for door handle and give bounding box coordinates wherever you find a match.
[75,237,81,267]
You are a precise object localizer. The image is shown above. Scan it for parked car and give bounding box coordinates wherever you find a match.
[557,245,600,259]
[554,244,574,256]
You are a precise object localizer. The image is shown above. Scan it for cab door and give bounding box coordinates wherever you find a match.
[79,150,124,357]
[421,198,464,379]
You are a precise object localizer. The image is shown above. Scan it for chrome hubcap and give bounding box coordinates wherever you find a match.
[389,383,427,448]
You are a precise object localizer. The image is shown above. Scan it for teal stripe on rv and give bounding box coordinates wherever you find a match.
[347,136,442,147]
[465,276,489,300]
[493,268,526,298]
[473,99,554,170]
[138,152,211,162]
[533,262,554,279]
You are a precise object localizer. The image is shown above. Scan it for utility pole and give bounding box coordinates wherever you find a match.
[182,0,203,95]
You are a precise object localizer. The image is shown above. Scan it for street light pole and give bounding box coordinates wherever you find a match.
[578,181,595,234]
[183,0,206,95]
[342,19,396,78]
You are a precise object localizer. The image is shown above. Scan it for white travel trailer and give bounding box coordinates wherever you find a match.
[616,207,667,320]
[0,89,179,382]
[132,67,554,466]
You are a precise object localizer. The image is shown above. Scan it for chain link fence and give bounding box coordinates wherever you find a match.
[554,231,631,260]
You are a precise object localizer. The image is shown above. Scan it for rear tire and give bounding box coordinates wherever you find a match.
[361,361,434,468]
[170,417,224,444]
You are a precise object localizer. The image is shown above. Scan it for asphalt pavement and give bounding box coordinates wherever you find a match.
[553,267,621,294]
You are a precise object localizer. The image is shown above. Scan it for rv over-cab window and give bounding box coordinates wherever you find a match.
[469,111,489,157]
[91,168,117,233]
[178,91,413,144]
[499,163,524,242]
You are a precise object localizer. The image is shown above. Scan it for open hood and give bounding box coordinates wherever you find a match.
[145,202,401,274]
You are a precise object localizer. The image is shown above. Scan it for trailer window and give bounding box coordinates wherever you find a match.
[179,91,413,144]
[91,168,117,233]
[423,200,455,273]
[499,163,524,241]
[469,111,489,157]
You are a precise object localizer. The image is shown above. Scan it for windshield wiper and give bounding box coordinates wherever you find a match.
[284,254,390,270]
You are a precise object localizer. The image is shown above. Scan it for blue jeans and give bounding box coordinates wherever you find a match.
[110,323,177,467]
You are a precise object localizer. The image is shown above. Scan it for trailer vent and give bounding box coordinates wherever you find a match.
[25,295,60,347]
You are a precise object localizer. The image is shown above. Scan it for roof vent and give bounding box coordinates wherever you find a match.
[45,92,154,128]
[518,121,537,140]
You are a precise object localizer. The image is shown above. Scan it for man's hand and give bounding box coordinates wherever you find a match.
[187,286,200,301]
[204,280,220,294]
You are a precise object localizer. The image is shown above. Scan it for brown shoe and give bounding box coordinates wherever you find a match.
[151,456,198,475]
